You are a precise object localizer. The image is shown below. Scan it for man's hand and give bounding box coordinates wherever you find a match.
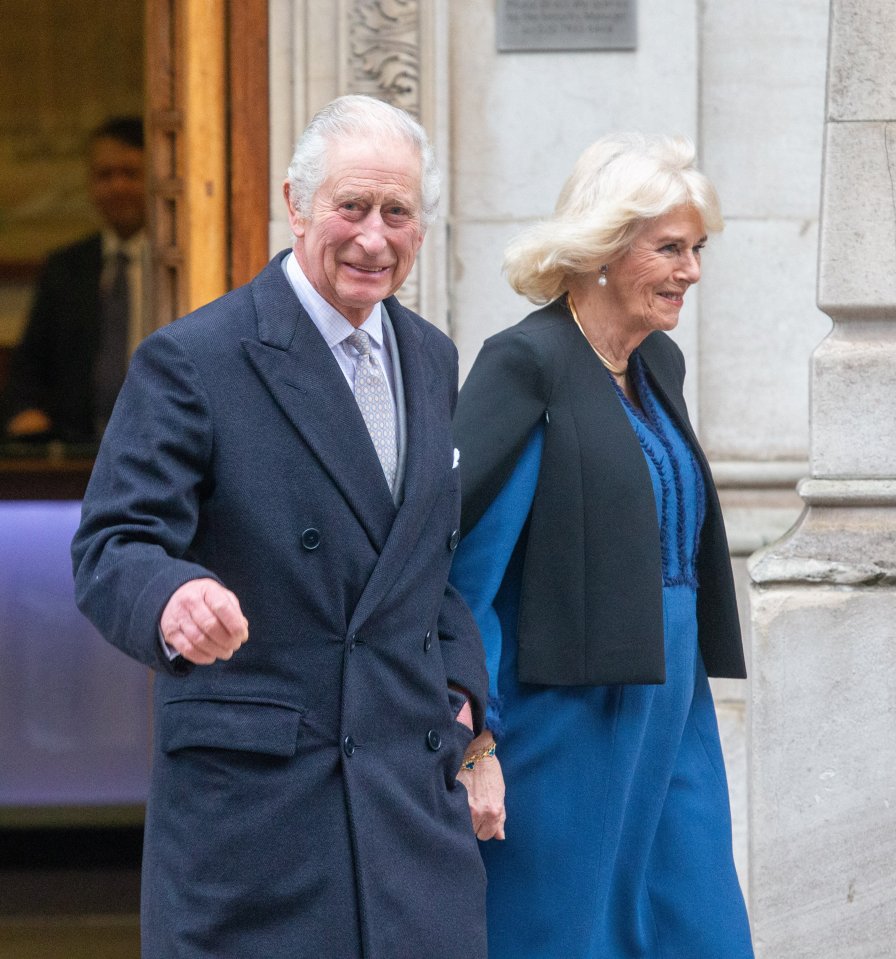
[457,731,506,841]
[160,578,249,665]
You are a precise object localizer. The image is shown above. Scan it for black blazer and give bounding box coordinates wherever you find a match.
[3,233,103,440]
[454,298,746,686]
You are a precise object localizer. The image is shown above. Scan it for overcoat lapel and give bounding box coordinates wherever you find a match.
[240,256,446,628]
[346,298,446,632]
[241,255,396,552]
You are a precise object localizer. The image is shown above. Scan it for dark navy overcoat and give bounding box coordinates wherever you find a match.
[72,252,488,958]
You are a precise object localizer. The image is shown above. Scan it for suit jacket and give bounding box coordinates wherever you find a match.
[4,233,103,440]
[453,298,746,687]
[72,251,488,958]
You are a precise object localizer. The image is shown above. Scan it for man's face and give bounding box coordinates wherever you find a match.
[286,136,426,327]
[88,136,146,240]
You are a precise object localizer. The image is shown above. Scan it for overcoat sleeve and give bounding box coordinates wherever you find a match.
[71,329,219,673]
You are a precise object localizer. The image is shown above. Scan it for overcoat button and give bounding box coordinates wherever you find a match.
[301,527,321,550]
[424,630,432,652]
[343,735,356,757]
[448,529,460,551]
[426,729,442,751]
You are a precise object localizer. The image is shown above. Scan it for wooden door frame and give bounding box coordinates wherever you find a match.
[228,0,270,290]
[146,0,269,324]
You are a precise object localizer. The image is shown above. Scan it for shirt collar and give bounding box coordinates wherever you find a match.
[101,229,146,261]
[284,251,383,349]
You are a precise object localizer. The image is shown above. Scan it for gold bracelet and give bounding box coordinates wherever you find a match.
[460,741,496,772]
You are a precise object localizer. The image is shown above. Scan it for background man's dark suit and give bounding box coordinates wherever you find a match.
[2,115,145,441]
[3,234,104,440]
[71,251,488,957]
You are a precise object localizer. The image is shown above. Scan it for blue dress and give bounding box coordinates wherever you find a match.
[450,354,753,959]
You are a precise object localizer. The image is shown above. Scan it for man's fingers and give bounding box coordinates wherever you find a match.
[202,585,249,640]
[161,579,249,665]
[185,604,244,653]
[166,627,218,665]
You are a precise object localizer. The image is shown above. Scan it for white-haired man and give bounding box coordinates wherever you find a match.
[73,95,491,958]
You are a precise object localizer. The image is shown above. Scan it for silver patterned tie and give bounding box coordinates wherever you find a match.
[345,329,398,492]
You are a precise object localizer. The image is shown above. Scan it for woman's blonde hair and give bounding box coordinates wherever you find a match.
[504,133,723,304]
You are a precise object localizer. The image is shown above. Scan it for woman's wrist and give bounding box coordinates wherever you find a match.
[461,732,496,771]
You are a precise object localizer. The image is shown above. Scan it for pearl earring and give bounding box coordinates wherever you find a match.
[598,265,608,287]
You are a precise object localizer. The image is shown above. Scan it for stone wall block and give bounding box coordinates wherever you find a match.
[748,587,896,958]
[701,0,829,219]
[827,3,896,121]
[698,219,830,460]
[810,323,896,477]
[448,0,698,220]
[817,122,896,316]
[450,220,534,379]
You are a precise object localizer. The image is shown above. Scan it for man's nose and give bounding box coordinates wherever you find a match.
[357,210,388,254]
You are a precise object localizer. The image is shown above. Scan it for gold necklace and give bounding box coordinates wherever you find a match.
[566,294,628,375]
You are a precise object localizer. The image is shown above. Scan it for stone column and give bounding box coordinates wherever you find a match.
[747,2,896,956]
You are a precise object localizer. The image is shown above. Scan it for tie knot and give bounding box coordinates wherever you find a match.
[346,329,372,357]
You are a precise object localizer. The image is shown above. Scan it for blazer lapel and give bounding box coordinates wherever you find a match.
[242,253,396,551]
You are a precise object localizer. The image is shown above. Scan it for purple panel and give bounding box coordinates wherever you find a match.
[0,501,150,805]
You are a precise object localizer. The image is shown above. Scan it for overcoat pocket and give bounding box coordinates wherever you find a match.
[160,696,304,757]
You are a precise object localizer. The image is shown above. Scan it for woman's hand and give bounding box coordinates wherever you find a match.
[457,731,506,841]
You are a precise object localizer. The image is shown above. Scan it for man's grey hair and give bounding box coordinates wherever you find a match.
[286,95,440,228]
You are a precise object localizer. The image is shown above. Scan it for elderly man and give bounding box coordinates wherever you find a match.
[4,116,147,441]
[72,96,489,958]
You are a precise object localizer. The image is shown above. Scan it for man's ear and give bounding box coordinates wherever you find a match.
[283,181,305,237]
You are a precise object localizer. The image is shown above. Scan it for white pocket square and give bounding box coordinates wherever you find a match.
[452,447,460,469]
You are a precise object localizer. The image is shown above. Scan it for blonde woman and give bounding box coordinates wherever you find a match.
[451,133,753,959]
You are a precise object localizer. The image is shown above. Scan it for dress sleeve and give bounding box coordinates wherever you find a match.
[449,425,543,735]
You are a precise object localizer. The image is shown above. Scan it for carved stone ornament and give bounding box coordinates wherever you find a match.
[347,0,421,118]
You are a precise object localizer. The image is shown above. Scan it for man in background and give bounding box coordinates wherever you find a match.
[3,116,146,442]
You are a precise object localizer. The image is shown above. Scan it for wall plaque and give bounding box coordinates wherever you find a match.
[497,0,637,52]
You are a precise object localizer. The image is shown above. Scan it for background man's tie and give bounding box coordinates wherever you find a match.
[345,329,397,492]
[93,249,131,433]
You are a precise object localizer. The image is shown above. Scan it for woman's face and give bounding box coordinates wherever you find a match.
[605,206,706,335]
